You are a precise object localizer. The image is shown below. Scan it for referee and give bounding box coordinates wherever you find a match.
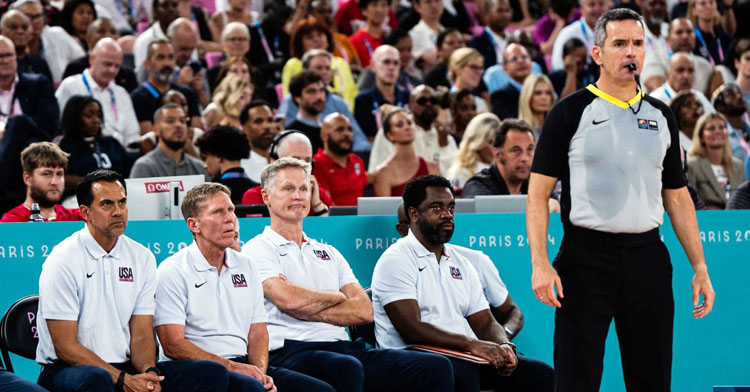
[526,8,715,392]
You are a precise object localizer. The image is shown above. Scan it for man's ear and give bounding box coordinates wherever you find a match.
[79,205,90,222]
[591,45,603,67]
[261,187,271,206]
[407,206,419,223]
[186,216,200,235]
[22,171,32,187]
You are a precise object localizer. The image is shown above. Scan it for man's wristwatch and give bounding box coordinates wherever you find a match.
[144,366,162,376]
[504,326,514,338]
[500,341,517,354]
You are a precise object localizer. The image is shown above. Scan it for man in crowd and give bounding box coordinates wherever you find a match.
[242,157,454,391]
[1,142,81,222]
[490,43,532,119]
[194,125,257,204]
[640,0,669,75]
[469,0,512,69]
[167,18,209,108]
[372,175,552,391]
[551,0,610,71]
[650,52,714,112]
[313,113,368,206]
[1,10,51,80]
[130,103,208,179]
[133,0,180,78]
[56,38,141,150]
[207,22,250,92]
[155,183,324,391]
[408,0,444,73]
[36,169,224,392]
[348,0,388,68]
[711,83,750,164]
[239,100,279,183]
[286,71,327,154]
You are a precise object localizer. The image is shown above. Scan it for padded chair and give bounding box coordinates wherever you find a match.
[0,295,39,372]
[348,288,376,346]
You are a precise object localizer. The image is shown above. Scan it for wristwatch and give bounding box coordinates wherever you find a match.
[500,341,517,354]
[504,325,514,338]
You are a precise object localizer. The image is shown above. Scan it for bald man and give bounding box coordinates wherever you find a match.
[167,18,209,107]
[1,10,51,80]
[313,113,369,206]
[56,38,141,149]
[649,52,715,114]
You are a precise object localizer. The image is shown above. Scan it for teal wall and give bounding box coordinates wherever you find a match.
[0,211,748,390]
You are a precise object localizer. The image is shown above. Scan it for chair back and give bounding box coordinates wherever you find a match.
[0,295,39,372]
[348,288,376,346]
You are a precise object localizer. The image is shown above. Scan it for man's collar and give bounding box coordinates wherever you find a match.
[0,75,19,93]
[83,68,114,91]
[188,241,236,272]
[81,225,122,260]
[295,112,321,128]
[508,78,523,91]
[262,226,310,247]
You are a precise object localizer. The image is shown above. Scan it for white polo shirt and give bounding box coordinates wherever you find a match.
[154,242,266,361]
[452,246,508,308]
[242,226,358,351]
[36,227,157,364]
[551,18,595,71]
[371,232,489,349]
[41,26,86,84]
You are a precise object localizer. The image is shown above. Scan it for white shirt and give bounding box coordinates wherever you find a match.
[56,69,141,147]
[409,20,441,61]
[94,0,152,33]
[642,51,714,95]
[643,22,670,69]
[649,84,715,115]
[240,150,270,183]
[242,226,359,351]
[368,122,458,171]
[41,26,86,84]
[154,242,267,361]
[551,18,595,71]
[371,232,489,349]
[453,246,508,307]
[133,23,166,77]
[36,227,157,364]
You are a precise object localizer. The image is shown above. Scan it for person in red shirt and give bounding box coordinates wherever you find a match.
[241,131,333,216]
[314,113,369,206]
[348,0,389,68]
[1,142,82,222]
[335,0,399,36]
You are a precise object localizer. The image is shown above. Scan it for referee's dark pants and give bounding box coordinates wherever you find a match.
[553,226,674,392]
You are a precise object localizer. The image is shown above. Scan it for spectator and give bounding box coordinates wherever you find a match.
[422,28,464,89]
[195,125,257,203]
[671,91,707,152]
[241,131,333,216]
[356,28,422,92]
[354,45,410,140]
[641,0,670,74]
[56,38,140,150]
[468,0,511,69]
[58,96,130,194]
[518,74,556,139]
[168,18,209,108]
[687,112,745,209]
[650,52,714,113]
[336,0,399,36]
[35,169,225,392]
[463,118,534,198]
[130,103,209,179]
[203,74,254,129]
[0,142,81,222]
[286,71,326,153]
[11,0,85,84]
[61,18,138,93]
[133,0,180,78]
[688,0,734,67]
[209,0,256,47]
[372,175,554,391]
[209,55,254,96]
[282,17,357,110]
[278,49,370,151]
[547,38,595,98]
[58,0,95,52]
[348,0,388,68]
[140,89,205,158]
[130,40,201,135]
[450,89,478,138]
[550,0,610,71]
[1,10,52,81]
[306,0,361,71]
[727,180,750,209]
[239,100,280,183]
[409,0,444,74]
[244,2,291,90]
[534,0,577,55]
[371,105,439,196]
[734,38,750,109]
[712,83,750,164]
[449,47,488,113]
[490,43,532,119]
[446,113,498,192]
[176,0,215,45]
[241,157,453,391]
[206,22,250,93]
[313,113,369,206]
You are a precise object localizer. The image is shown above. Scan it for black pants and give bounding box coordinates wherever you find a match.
[553,226,674,392]
[448,353,553,392]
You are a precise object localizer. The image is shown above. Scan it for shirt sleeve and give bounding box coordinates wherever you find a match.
[38,250,80,321]
[371,250,418,306]
[248,261,268,324]
[153,261,188,326]
[129,158,155,178]
[133,251,157,315]
[469,251,508,308]
[463,261,490,318]
[656,99,688,189]
[242,238,282,283]
[331,246,358,289]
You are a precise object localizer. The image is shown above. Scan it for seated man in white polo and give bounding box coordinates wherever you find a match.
[36,170,225,392]
[154,183,332,391]
[372,175,553,391]
[242,157,454,392]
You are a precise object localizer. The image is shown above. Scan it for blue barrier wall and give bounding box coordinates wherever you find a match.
[0,211,748,390]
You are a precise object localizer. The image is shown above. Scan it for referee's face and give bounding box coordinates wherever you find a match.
[592,19,645,85]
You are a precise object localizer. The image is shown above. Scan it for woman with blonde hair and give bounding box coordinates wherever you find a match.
[203,73,254,129]
[448,47,489,112]
[371,105,439,196]
[445,113,500,192]
[687,112,745,209]
[687,0,734,66]
[518,74,556,140]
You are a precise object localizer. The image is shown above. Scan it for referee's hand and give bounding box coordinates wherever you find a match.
[532,262,563,307]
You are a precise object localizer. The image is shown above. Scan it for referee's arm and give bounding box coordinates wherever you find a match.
[526,172,563,308]
[662,187,715,318]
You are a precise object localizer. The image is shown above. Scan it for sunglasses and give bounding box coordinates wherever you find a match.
[416,97,439,106]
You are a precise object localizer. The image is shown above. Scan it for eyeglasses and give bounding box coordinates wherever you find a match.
[506,54,530,63]
[23,13,44,21]
[225,37,249,43]
[381,59,400,66]
[416,97,438,106]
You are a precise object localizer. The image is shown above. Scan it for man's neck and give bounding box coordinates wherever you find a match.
[87,223,118,253]
[727,114,744,129]
[737,74,750,92]
[376,80,395,102]
[219,161,242,176]
[489,25,506,38]
[411,228,444,263]
[497,163,523,194]
[299,109,319,123]
[27,37,40,56]
[323,147,348,167]
[195,237,227,274]
[15,46,26,58]
[423,18,441,33]
[681,122,695,140]
[252,145,271,158]
[365,21,383,37]
[148,76,170,92]
[0,76,14,91]
[90,72,110,89]
[270,219,305,248]
[159,143,184,163]
[414,117,431,131]
[596,76,640,102]
[646,20,662,37]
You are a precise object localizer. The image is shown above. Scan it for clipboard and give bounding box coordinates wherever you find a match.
[407,344,490,365]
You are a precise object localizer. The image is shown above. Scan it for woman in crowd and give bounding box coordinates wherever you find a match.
[450,89,479,140]
[448,47,489,113]
[210,56,255,94]
[671,90,706,151]
[423,28,465,88]
[518,74,556,140]
[445,113,499,193]
[372,105,439,196]
[688,0,735,66]
[282,17,357,109]
[203,74,254,129]
[58,96,129,195]
[59,0,96,52]
[687,112,745,209]
[209,0,258,45]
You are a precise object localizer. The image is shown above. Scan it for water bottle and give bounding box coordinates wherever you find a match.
[29,203,43,222]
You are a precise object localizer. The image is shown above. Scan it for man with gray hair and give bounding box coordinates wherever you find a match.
[241,157,454,391]
[206,22,251,93]
[167,18,209,108]
[1,10,51,80]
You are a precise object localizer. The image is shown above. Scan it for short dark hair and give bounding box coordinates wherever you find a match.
[593,8,644,47]
[290,17,333,58]
[669,90,697,126]
[437,28,461,49]
[76,169,126,207]
[21,142,69,173]
[195,125,250,160]
[289,71,323,98]
[359,0,384,10]
[61,95,103,141]
[60,0,96,37]
[383,28,409,46]
[493,119,534,148]
[550,0,576,21]
[154,102,183,123]
[562,37,586,57]
[146,38,172,61]
[402,175,454,214]
[735,38,750,59]
[240,100,271,125]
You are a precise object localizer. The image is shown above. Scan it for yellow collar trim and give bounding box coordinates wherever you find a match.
[586,84,643,109]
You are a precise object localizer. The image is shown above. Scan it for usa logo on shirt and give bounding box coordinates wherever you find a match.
[450,267,462,280]
[314,250,331,260]
[354,163,361,176]
[119,267,133,282]
[232,274,248,287]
